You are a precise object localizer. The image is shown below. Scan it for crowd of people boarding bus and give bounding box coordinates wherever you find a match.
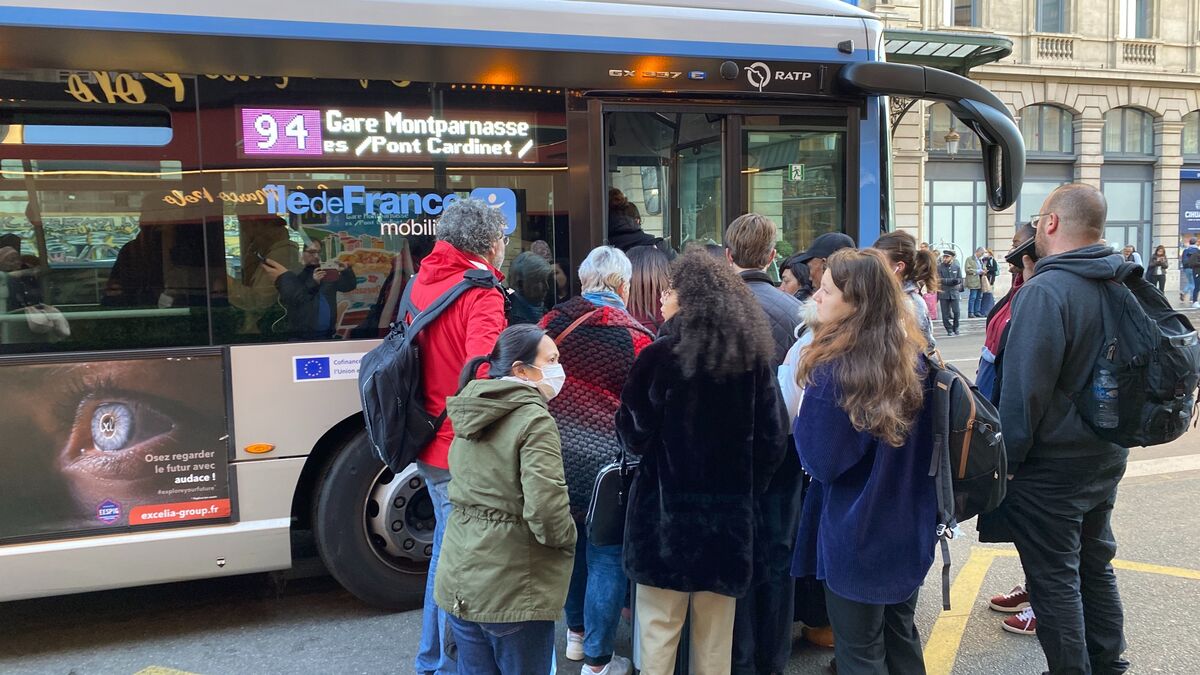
[398,183,1136,675]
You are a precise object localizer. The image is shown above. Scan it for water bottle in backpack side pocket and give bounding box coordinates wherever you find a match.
[1094,368,1120,428]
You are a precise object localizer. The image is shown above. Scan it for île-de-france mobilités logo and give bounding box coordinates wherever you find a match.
[265,185,519,235]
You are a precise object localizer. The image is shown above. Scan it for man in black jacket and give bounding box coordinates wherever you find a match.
[724,213,800,675]
[262,239,357,340]
[991,183,1129,675]
[937,251,963,336]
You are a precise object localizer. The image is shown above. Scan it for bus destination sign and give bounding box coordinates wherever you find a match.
[239,107,538,162]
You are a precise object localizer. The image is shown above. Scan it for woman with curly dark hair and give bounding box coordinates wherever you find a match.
[617,252,787,674]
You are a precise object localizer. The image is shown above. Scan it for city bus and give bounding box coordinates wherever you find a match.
[0,0,1023,609]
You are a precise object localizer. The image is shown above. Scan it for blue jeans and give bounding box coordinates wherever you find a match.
[1192,269,1199,303]
[416,462,455,675]
[447,615,555,675]
[564,520,628,666]
[968,288,982,316]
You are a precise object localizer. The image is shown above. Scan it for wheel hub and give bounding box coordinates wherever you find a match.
[365,464,435,567]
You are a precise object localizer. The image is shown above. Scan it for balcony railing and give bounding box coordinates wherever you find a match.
[1121,41,1156,65]
[1036,36,1074,60]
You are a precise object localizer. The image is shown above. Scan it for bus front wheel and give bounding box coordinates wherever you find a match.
[312,429,433,610]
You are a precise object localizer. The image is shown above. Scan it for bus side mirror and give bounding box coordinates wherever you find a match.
[946,98,1025,211]
[838,62,1025,211]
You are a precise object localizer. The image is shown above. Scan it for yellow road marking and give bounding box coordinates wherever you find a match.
[923,547,997,675]
[1112,558,1200,580]
[922,547,1200,674]
[134,668,202,675]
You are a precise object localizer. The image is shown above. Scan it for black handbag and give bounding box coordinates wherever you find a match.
[585,448,638,547]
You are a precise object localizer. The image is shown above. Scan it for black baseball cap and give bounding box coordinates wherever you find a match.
[795,232,856,263]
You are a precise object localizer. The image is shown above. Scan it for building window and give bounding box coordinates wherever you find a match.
[945,0,979,26]
[924,179,987,257]
[927,103,981,154]
[1183,111,1200,160]
[1101,179,1152,256]
[1118,0,1152,39]
[1103,108,1154,156]
[1019,105,1074,155]
[1036,0,1067,33]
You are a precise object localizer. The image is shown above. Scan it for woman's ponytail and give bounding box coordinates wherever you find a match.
[457,355,492,393]
[912,249,940,294]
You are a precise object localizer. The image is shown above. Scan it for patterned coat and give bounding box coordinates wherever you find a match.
[540,298,655,516]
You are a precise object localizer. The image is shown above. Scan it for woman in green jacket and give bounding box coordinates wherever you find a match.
[434,323,577,674]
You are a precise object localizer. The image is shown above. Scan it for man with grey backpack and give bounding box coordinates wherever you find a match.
[983,184,1200,675]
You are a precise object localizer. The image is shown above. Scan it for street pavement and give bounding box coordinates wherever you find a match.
[2,316,1199,675]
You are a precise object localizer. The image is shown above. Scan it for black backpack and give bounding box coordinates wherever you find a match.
[926,353,1007,610]
[358,269,501,472]
[1183,247,1200,270]
[1074,262,1200,448]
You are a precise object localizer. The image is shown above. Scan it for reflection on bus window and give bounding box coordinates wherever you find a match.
[0,71,570,351]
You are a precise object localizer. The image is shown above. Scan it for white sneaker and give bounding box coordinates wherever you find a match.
[1193,301,1200,309]
[584,655,632,675]
[565,630,584,661]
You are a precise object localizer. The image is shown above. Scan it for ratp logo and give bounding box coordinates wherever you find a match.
[470,187,518,235]
[745,62,772,92]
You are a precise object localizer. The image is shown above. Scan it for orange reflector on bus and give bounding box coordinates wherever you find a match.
[244,443,275,454]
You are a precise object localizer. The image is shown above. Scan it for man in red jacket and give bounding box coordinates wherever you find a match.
[411,198,508,675]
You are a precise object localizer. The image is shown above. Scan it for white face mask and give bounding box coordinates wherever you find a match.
[532,363,567,401]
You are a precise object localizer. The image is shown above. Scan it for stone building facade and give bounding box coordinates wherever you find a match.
[870,0,1200,295]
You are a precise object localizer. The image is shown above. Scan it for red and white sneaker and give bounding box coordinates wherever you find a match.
[989,585,1031,613]
[1002,607,1038,635]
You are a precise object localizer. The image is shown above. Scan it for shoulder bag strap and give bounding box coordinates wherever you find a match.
[931,367,956,610]
[553,309,600,346]
[392,273,418,331]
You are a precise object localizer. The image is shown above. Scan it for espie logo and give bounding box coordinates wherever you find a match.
[96,499,121,524]
[265,185,517,235]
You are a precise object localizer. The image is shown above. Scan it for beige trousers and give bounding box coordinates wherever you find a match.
[635,583,737,675]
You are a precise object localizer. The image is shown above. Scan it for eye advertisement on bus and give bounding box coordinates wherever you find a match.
[0,353,232,542]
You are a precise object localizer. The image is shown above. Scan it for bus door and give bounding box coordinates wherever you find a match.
[594,104,858,264]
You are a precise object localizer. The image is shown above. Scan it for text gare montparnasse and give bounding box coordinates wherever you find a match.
[322,109,535,158]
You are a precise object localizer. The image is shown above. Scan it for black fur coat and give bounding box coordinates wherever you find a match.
[616,332,788,598]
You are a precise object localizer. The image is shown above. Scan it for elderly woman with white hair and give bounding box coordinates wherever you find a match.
[538,246,655,675]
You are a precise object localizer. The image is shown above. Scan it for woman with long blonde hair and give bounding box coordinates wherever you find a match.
[791,248,937,675]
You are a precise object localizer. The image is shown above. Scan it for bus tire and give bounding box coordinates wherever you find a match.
[312,429,429,610]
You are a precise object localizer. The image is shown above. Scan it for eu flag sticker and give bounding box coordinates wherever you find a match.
[294,356,331,381]
[470,187,519,235]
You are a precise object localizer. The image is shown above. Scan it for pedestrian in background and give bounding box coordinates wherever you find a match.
[1180,237,1197,302]
[779,254,815,302]
[408,198,510,675]
[1182,237,1200,307]
[541,246,653,675]
[978,222,1041,637]
[1121,245,1142,266]
[980,250,999,315]
[873,230,939,350]
[1147,244,1169,294]
[435,324,576,675]
[966,247,984,317]
[983,183,1131,675]
[626,245,671,334]
[617,252,786,675]
[793,232,857,292]
[792,248,936,675]
[937,250,963,336]
[723,214,805,675]
[506,251,553,325]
